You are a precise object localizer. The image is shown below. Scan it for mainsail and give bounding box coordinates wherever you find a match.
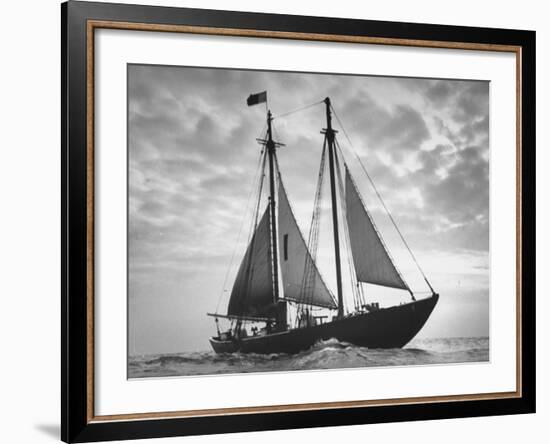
[227,206,276,318]
[345,168,409,290]
[278,181,337,309]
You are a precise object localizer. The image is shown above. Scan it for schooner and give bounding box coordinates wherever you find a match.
[207,92,438,354]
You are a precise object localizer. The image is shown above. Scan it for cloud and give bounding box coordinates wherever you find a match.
[343,92,430,163]
[127,65,490,353]
[453,82,489,123]
[425,80,454,107]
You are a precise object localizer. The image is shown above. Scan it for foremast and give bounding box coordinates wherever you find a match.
[266,110,280,303]
[265,110,288,329]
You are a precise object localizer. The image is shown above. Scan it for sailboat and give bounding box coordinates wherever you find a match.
[207,93,438,355]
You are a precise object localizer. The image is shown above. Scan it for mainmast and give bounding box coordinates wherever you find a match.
[266,110,280,303]
[323,97,344,319]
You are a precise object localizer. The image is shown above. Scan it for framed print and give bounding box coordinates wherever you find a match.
[61,1,536,442]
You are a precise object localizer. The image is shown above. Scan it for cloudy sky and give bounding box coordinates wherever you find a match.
[128,64,489,355]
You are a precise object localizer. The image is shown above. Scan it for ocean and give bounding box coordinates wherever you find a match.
[128,336,489,378]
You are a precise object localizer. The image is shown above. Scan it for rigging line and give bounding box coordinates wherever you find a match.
[334,144,363,311]
[301,159,317,310]
[215,142,267,313]
[274,151,335,313]
[272,100,324,120]
[333,146,356,311]
[234,150,268,325]
[242,147,269,309]
[358,282,366,308]
[310,144,328,308]
[331,105,435,295]
[271,124,282,148]
[307,140,327,312]
[301,138,329,312]
[247,131,270,245]
[333,145,353,310]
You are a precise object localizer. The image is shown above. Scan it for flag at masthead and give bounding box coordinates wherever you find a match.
[247,91,267,107]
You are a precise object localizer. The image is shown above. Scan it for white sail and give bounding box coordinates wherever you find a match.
[345,168,409,290]
[278,181,337,309]
[227,206,276,318]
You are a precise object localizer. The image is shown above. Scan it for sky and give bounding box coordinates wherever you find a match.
[128,64,489,355]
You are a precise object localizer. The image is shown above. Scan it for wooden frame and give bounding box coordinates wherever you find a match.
[62,1,536,442]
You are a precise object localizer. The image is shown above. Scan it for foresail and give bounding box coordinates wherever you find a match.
[345,168,409,290]
[227,206,276,318]
[278,181,337,309]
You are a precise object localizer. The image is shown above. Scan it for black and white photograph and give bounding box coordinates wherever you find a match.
[0,0,542,441]
[127,65,490,378]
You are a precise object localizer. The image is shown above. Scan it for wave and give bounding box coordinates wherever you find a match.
[128,337,489,378]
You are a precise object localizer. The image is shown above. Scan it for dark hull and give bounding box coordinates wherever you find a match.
[210,294,438,354]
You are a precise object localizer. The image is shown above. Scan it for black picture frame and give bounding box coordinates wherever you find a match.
[61,1,536,442]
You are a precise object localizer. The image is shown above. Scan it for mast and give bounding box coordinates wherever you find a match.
[266,110,280,303]
[323,97,344,318]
